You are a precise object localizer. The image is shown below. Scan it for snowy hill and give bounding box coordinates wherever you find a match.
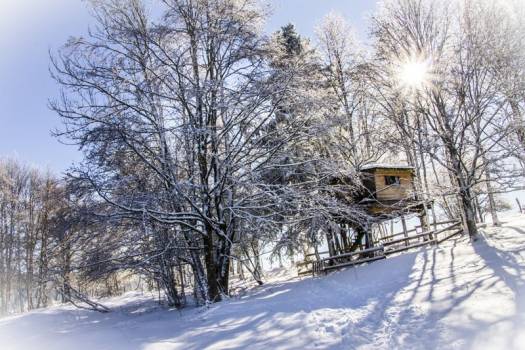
[1,213,525,350]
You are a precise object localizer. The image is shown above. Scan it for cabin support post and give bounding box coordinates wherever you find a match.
[424,202,431,231]
[340,224,351,253]
[333,232,343,255]
[431,201,438,231]
[419,209,431,240]
[326,230,336,258]
[365,222,374,250]
[313,244,320,262]
[401,215,408,247]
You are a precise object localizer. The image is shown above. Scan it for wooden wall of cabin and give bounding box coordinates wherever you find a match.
[372,169,415,202]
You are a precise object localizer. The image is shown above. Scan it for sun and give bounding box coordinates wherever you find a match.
[394,55,432,92]
[399,61,428,88]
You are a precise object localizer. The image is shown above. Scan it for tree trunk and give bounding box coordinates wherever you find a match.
[447,143,479,239]
[460,189,479,239]
[483,154,500,226]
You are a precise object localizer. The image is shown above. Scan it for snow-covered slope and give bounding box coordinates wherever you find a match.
[2,213,525,350]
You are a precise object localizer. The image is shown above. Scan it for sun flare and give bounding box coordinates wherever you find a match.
[395,55,432,92]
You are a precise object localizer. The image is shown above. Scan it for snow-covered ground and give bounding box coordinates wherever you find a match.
[2,212,525,350]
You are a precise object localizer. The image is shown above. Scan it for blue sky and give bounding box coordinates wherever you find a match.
[0,0,377,174]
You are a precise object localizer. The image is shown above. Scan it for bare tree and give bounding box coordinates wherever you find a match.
[50,0,335,304]
[369,0,522,238]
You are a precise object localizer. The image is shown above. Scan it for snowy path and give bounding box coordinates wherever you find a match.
[1,213,525,350]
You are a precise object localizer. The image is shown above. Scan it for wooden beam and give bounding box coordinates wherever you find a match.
[385,239,436,255]
[320,246,384,263]
[382,230,435,247]
[322,255,386,272]
[431,202,438,231]
[436,229,463,244]
[401,215,408,246]
[376,219,460,243]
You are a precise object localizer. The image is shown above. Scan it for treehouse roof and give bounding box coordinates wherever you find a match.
[360,164,415,173]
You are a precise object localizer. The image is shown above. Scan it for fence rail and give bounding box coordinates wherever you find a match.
[311,246,385,275]
[376,219,460,243]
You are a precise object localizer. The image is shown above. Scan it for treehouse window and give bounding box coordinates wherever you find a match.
[385,176,400,186]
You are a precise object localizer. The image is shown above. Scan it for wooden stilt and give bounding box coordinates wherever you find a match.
[419,209,430,240]
[333,232,343,255]
[326,230,336,258]
[431,201,438,231]
[401,215,408,246]
[340,225,350,253]
[365,222,374,249]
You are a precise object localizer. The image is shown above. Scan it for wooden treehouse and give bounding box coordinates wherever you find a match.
[358,164,427,217]
[297,164,463,276]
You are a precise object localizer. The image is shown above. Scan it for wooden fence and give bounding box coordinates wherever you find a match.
[298,219,464,276]
[380,221,461,255]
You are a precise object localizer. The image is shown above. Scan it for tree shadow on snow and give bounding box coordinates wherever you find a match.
[380,240,491,349]
[464,227,525,349]
[100,227,525,350]
[377,225,525,350]
[137,252,420,350]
